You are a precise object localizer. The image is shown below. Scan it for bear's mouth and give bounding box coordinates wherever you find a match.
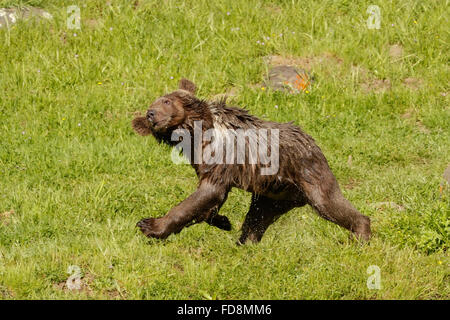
[150,117,171,132]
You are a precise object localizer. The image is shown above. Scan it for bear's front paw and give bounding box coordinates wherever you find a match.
[136,218,169,239]
[207,214,232,231]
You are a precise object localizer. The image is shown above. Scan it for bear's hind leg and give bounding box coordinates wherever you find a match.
[302,181,371,241]
[238,194,296,245]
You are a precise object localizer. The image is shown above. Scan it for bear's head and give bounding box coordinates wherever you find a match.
[132,78,197,136]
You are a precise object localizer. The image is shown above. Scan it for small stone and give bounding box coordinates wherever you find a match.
[443,165,450,185]
[264,65,313,94]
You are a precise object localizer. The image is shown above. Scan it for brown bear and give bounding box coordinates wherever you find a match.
[132,79,371,244]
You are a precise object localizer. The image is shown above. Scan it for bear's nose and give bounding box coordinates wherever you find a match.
[146,110,155,123]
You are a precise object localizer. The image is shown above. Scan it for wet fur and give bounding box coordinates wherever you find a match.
[132,79,371,244]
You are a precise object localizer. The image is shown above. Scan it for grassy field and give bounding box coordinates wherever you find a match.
[0,0,448,299]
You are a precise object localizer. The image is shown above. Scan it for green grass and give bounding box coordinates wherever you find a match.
[0,0,449,299]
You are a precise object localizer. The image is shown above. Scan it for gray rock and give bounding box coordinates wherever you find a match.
[264,65,313,93]
[0,7,52,29]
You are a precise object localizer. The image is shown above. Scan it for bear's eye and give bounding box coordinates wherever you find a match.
[164,99,171,105]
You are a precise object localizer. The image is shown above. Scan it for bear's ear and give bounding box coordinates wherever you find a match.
[132,116,152,136]
[179,78,197,94]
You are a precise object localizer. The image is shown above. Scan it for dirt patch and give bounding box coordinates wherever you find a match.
[443,165,450,185]
[265,53,393,94]
[105,288,125,299]
[0,209,14,225]
[401,109,431,133]
[173,262,185,274]
[188,247,204,259]
[264,65,313,93]
[402,77,424,90]
[370,202,405,211]
[355,65,393,93]
[361,79,391,93]
[415,120,430,133]
[54,272,94,295]
[344,177,360,190]
[0,285,14,298]
[350,65,371,80]
[264,4,282,14]
[265,53,343,72]
[401,109,414,119]
[389,44,403,59]
[263,53,342,93]
[54,272,127,299]
[85,18,101,29]
[105,279,127,299]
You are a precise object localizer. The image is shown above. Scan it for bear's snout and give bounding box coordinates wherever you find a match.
[146,109,156,124]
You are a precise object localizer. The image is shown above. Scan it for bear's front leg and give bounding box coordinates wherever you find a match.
[137,181,230,239]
